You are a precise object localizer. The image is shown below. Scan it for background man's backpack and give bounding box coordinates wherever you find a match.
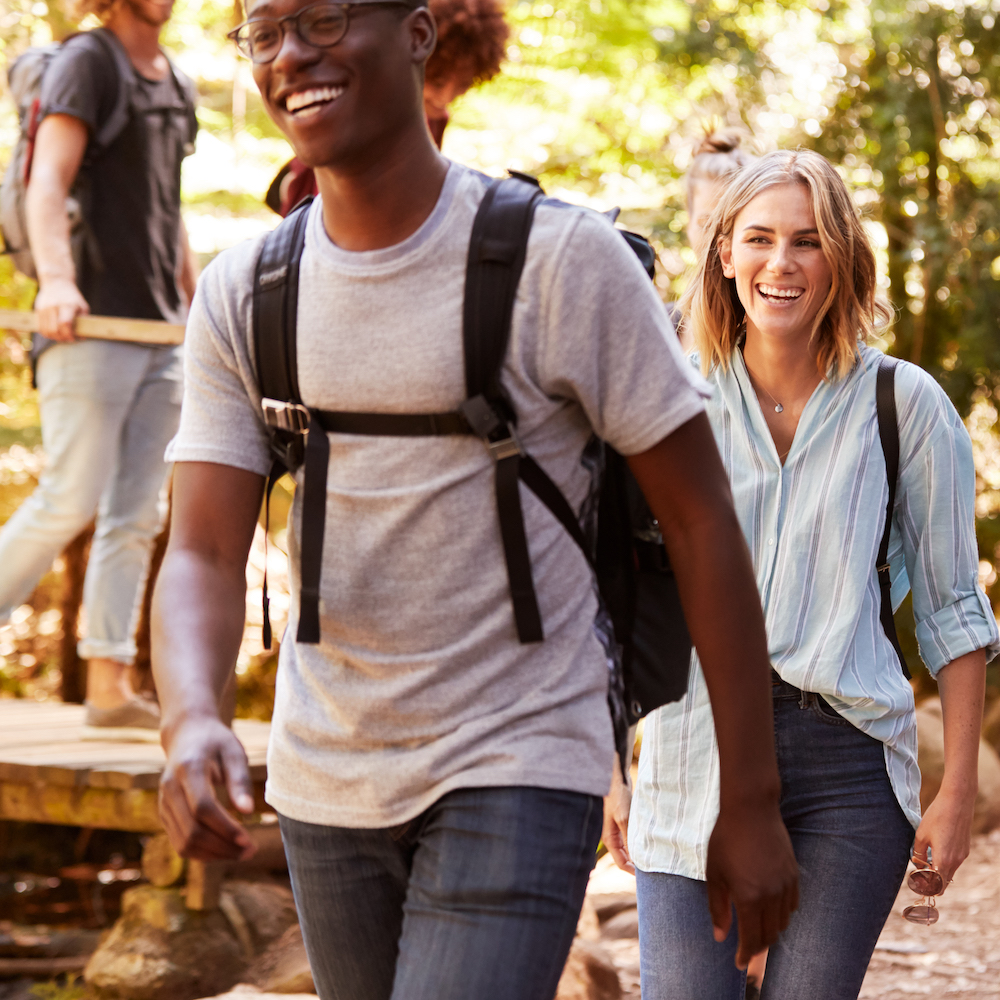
[0,28,197,283]
[0,28,133,281]
[251,174,695,771]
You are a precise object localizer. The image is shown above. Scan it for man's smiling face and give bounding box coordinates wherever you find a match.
[247,0,431,169]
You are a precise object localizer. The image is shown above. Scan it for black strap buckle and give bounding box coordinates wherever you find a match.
[262,397,311,434]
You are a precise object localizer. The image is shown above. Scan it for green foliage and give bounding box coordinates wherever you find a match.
[814,0,1000,410]
[29,975,89,1000]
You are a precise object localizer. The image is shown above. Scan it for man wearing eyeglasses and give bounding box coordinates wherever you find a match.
[152,2,799,997]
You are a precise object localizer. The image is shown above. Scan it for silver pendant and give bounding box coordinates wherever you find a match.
[774,404,784,413]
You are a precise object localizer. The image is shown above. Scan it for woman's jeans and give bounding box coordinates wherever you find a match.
[279,785,603,1000]
[0,340,182,663]
[637,674,914,1000]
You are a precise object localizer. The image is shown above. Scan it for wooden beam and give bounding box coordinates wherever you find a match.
[186,859,224,911]
[0,308,184,345]
[0,780,163,832]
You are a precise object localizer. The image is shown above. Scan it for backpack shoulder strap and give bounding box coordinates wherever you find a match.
[875,354,911,679]
[253,197,312,407]
[85,28,135,153]
[461,175,547,642]
[251,197,314,649]
[463,174,544,409]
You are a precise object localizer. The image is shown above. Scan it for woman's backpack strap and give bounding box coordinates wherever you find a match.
[875,355,911,679]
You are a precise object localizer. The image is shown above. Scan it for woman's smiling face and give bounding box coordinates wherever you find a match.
[719,182,833,346]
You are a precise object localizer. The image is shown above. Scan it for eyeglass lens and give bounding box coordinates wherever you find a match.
[906,868,944,896]
[903,901,939,925]
[235,3,349,63]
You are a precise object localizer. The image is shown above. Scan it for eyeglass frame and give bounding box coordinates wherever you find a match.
[902,854,947,925]
[227,0,421,65]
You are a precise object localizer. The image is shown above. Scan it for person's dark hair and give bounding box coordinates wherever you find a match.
[426,0,508,87]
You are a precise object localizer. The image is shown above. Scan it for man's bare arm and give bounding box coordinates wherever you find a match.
[152,461,265,861]
[25,114,90,342]
[627,412,798,967]
[177,215,199,308]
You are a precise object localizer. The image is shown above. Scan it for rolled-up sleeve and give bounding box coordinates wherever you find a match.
[897,378,999,674]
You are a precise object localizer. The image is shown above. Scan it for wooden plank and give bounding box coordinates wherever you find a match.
[0,308,184,345]
[0,780,163,832]
[0,957,89,976]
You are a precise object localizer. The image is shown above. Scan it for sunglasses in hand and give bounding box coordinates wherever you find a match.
[903,854,948,925]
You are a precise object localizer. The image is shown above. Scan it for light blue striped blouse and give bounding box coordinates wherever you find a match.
[629,344,1000,880]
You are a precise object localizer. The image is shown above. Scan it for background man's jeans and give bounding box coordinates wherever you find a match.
[279,785,603,1000]
[636,675,914,1000]
[0,340,182,663]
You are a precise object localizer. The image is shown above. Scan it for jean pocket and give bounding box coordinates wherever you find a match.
[810,694,852,726]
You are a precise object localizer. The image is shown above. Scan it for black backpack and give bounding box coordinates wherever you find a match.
[251,174,695,770]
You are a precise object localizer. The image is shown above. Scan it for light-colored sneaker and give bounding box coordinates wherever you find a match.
[82,696,161,742]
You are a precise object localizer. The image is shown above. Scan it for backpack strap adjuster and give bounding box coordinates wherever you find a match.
[488,434,522,463]
[262,397,311,434]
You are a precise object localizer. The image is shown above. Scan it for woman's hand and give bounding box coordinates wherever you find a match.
[915,648,988,887]
[912,786,975,886]
[603,760,634,873]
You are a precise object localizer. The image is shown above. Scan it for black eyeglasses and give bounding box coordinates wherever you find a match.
[228,1,415,65]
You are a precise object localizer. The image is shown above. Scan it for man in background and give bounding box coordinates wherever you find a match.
[264,0,508,216]
[0,0,198,737]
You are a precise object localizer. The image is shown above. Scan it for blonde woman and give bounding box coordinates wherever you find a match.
[604,150,998,999]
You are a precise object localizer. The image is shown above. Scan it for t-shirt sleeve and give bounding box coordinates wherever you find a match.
[165,244,273,476]
[533,208,710,456]
[40,36,118,134]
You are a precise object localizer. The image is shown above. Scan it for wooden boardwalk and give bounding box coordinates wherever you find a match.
[0,699,270,834]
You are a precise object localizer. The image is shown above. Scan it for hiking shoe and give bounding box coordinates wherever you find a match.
[82,696,161,742]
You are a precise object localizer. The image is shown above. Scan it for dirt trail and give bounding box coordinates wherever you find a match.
[860,830,1000,999]
[591,832,1000,998]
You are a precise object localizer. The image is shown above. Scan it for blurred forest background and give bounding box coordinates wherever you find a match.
[1,0,999,721]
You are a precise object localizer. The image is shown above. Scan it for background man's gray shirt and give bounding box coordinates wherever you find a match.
[167,163,709,828]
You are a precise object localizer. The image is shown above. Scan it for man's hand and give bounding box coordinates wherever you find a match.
[152,463,266,861]
[706,798,798,969]
[159,714,256,861]
[602,759,634,873]
[34,277,89,342]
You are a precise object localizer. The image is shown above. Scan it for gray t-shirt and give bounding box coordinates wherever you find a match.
[167,163,709,828]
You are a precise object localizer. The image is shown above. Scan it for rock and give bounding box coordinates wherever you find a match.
[84,885,246,1000]
[244,923,314,994]
[590,892,637,925]
[195,990,317,1000]
[600,907,638,940]
[555,938,622,1000]
[223,880,298,955]
[576,896,601,942]
[916,698,1000,833]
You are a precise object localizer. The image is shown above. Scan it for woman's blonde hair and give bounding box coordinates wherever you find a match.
[684,148,891,380]
[685,126,756,211]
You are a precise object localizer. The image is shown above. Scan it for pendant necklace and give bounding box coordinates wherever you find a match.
[745,364,785,414]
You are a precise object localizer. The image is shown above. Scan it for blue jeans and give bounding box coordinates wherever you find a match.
[279,785,603,1000]
[0,340,182,662]
[637,675,914,1000]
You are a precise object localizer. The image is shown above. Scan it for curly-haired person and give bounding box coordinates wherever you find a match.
[265,0,509,215]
